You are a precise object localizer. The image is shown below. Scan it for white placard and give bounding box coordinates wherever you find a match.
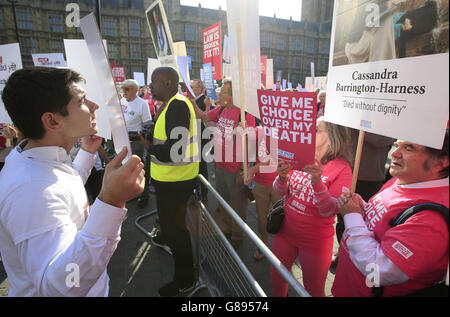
[78,13,132,159]
[222,63,232,79]
[200,68,205,82]
[147,58,162,84]
[0,43,23,123]
[173,41,189,82]
[305,76,327,92]
[326,0,449,149]
[65,39,111,140]
[133,72,146,87]
[222,34,231,64]
[158,54,182,81]
[32,53,67,68]
[226,0,261,118]
[177,56,195,98]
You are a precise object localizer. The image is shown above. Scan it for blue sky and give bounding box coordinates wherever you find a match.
[179,0,303,21]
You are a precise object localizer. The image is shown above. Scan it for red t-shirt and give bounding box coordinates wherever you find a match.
[207,106,256,173]
[142,95,156,116]
[0,124,7,149]
[332,178,449,297]
[278,158,352,249]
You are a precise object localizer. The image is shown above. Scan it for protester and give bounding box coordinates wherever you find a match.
[0,67,145,296]
[245,126,281,260]
[317,91,326,118]
[120,79,153,208]
[0,124,19,171]
[142,66,199,297]
[141,85,157,121]
[331,130,394,272]
[190,79,213,201]
[192,78,256,249]
[271,117,353,297]
[332,129,449,297]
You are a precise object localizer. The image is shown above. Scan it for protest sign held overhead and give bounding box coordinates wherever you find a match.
[65,38,112,141]
[305,76,327,92]
[327,0,449,149]
[258,90,317,171]
[147,58,161,85]
[78,13,132,161]
[260,56,267,89]
[203,63,218,100]
[111,65,125,83]
[133,72,146,87]
[226,0,261,119]
[203,22,222,80]
[32,53,67,68]
[266,58,274,90]
[0,43,22,124]
[145,0,174,58]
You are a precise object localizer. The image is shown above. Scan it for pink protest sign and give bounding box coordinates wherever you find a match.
[202,22,222,80]
[112,66,125,83]
[257,89,317,171]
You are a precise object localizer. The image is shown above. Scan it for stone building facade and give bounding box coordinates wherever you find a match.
[0,0,333,86]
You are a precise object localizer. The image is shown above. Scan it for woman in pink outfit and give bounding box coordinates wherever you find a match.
[271,117,353,297]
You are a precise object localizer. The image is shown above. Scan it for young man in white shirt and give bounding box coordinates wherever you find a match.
[120,79,153,208]
[0,67,145,296]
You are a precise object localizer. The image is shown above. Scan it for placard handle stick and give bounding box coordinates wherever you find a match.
[351,130,365,193]
[237,23,248,181]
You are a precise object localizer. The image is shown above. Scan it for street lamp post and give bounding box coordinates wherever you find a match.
[7,0,20,43]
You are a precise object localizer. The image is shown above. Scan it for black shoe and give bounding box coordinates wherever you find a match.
[137,196,148,209]
[151,230,172,255]
[158,281,196,297]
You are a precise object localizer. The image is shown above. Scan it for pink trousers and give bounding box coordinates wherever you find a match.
[270,232,334,297]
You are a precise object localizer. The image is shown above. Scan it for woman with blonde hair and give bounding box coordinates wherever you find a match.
[271,117,353,297]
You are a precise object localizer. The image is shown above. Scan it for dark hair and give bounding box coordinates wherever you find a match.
[424,128,449,178]
[2,67,84,140]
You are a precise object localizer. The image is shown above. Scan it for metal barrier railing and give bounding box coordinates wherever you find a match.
[135,174,310,297]
[187,174,310,297]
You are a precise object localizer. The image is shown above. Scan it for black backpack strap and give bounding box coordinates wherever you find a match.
[389,203,449,228]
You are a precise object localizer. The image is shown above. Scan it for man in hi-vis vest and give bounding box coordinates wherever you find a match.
[143,67,199,297]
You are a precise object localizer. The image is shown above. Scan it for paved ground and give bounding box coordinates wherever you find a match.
[0,162,338,297]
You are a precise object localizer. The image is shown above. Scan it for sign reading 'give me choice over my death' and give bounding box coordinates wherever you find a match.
[257,90,317,171]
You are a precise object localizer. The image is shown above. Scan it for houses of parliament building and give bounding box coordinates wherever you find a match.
[0,0,333,86]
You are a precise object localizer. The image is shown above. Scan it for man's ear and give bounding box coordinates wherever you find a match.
[440,156,450,171]
[41,112,62,133]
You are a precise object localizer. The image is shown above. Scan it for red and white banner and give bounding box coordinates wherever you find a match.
[260,56,267,89]
[257,90,317,171]
[202,22,222,80]
[112,66,125,83]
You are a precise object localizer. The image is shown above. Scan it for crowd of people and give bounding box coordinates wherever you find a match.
[0,66,448,298]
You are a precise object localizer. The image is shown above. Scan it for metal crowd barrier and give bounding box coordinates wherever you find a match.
[187,174,311,297]
[134,174,310,297]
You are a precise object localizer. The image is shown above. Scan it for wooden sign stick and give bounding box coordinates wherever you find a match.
[351,130,365,193]
[237,23,248,181]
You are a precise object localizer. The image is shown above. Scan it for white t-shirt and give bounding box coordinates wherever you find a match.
[120,96,152,132]
[0,142,127,296]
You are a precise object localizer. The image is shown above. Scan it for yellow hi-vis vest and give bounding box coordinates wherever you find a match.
[150,93,199,182]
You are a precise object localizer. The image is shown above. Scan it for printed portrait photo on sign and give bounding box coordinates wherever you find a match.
[332,0,448,66]
[145,0,174,58]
